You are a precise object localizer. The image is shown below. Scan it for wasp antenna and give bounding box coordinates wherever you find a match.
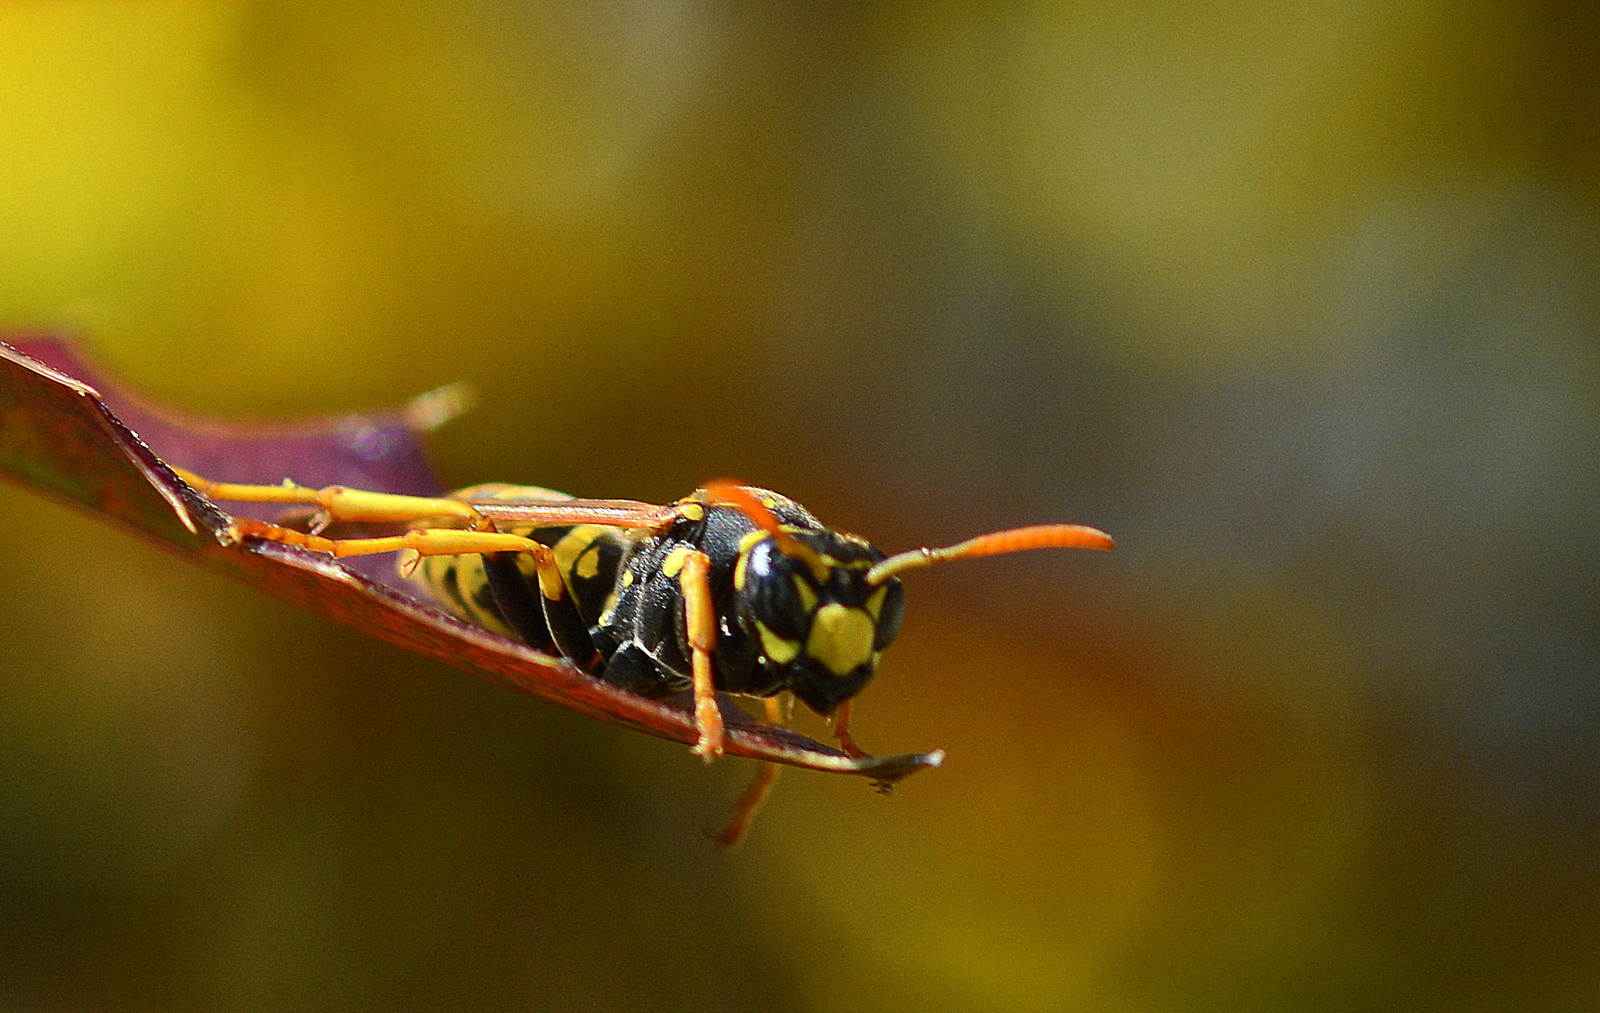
[867,523,1115,585]
[700,479,831,580]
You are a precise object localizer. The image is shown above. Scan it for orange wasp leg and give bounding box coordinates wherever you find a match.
[710,696,786,849]
[830,699,871,760]
[678,549,725,762]
[224,517,562,569]
[831,698,898,794]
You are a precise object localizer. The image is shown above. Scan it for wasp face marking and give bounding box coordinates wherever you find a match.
[807,603,875,677]
[735,530,903,715]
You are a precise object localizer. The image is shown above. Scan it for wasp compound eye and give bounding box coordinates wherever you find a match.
[872,578,905,651]
[744,538,813,641]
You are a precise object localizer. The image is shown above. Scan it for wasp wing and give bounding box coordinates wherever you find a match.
[456,487,677,532]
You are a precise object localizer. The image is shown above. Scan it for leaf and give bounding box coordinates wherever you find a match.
[0,338,942,782]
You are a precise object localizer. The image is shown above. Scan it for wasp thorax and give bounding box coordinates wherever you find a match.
[736,531,906,715]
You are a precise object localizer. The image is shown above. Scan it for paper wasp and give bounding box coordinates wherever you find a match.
[171,468,1114,844]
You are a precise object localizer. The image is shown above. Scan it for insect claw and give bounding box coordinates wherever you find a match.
[693,731,725,762]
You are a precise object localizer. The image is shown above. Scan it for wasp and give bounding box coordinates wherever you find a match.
[171,469,1113,844]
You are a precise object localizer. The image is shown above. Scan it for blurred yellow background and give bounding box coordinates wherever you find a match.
[2,3,1598,1011]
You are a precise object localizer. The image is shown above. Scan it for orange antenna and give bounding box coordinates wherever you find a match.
[699,480,830,580]
[867,523,1114,586]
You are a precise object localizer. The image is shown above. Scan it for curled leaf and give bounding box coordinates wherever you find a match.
[0,339,942,782]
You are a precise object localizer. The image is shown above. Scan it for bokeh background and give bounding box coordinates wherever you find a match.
[2,3,1598,1010]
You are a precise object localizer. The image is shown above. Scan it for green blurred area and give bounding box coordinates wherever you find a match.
[2,3,1598,1011]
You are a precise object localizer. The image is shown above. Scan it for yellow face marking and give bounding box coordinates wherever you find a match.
[661,544,693,579]
[820,555,873,571]
[772,525,830,582]
[791,574,818,614]
[620,570,635,587]
[759,495,778,510]
[806,604,876,678]
[814,535,873,572]
[757,621,802,666]
[737,531,766,554]
[733,531,766,591]
[865,585,888,621]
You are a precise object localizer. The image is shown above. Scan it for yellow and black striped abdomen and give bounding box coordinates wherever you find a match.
[399,484,629,653]
[408,551,520,639]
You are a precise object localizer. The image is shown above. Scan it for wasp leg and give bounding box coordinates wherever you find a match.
[235,516,603,675]
[678,549,725,762]
[710,697,785,848]
[831,699,896,795]
[173,468,481,528]
[831,699,871,759]
[226,518,556,565]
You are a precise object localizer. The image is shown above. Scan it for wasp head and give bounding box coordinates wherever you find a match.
[733,529,906,715]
